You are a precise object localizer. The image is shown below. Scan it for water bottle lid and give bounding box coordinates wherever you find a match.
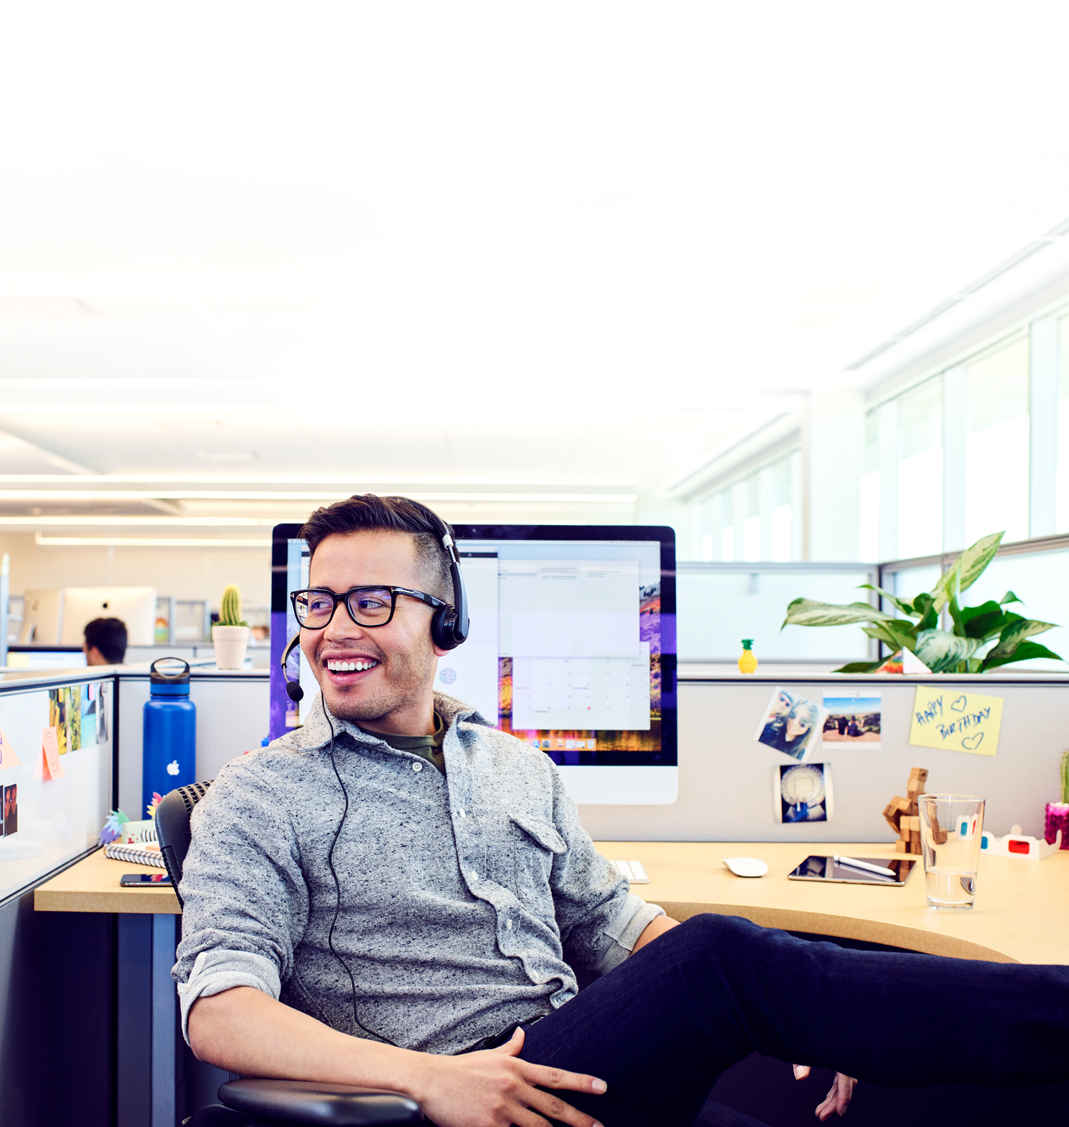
[150,657,191,688]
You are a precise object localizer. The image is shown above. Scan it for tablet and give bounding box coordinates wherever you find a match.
[788,855,916,886]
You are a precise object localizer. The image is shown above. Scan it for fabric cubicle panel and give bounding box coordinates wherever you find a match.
[576,673,1068,843]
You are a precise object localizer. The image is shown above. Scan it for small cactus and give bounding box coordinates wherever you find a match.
[219,584,248,627]
[1061,749,1069,804]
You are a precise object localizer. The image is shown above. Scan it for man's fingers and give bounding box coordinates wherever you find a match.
[793,1063,811,1080]
[491,1026,526,1057]
[523,1086,604,1127]
[522,1059,608,1095]
[814,1073,857,1120]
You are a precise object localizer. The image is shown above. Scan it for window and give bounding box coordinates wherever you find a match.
[1059,315,1069,533]
[859,410,879,561]
[897,377,942,558]
[964,336,1029,545]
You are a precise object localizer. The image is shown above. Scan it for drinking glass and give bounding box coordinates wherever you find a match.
[917,794,985,910]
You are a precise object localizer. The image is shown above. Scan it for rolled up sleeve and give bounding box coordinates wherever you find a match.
[172,761,308,1045]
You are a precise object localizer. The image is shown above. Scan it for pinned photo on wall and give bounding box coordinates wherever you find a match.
[97,684,109,744]
[822,691,881,749]
[48,689,67,755]
[754,687,826,762]
[3,784,17,836]
[774,762,833,824]
[69,684,82,752]
[80,684,98,750]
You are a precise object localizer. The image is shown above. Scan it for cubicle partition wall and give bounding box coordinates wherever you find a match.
[578,671,1069,844]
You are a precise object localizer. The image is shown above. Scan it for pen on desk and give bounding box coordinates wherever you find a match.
[833,855,897,878]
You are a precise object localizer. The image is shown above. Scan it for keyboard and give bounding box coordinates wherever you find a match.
[611,859,649,884]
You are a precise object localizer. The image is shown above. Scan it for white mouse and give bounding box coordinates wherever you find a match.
[723,856,769,878]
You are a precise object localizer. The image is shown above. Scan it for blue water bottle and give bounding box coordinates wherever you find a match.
[143,658,196,817]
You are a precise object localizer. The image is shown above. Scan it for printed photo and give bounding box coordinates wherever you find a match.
[80,683,98,749]
[754,687,826,762]
[49,689,68,755]
[69,684,82,752]
[774,762,833,824]
[823,692,882,749]
[3,784,17,836]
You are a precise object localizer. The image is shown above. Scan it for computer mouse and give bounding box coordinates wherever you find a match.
[723,856,769,878]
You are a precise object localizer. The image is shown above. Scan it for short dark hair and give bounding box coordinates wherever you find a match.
[299,494,454,603]
[84,617,128,664]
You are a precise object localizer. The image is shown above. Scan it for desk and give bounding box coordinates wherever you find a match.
[34,841,1069,1125]
[596,840,1069,965]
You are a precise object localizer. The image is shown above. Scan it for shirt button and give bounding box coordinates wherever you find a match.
[469,871,479,883]
[506,919,513,930]
[458,808,466,818]
[412,762,423,773]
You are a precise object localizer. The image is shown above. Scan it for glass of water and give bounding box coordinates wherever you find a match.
[917,794,985,910]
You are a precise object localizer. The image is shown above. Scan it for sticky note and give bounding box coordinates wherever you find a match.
[908,686,1003,756]
[42,726,65,780]
[0,726,21,771]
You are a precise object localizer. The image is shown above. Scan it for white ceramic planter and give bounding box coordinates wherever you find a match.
[212,624,250,670]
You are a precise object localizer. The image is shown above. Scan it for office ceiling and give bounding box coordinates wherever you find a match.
[2,2,1069,536]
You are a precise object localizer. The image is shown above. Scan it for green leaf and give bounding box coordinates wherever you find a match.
[912,629,983,673]
[959,601,1013,641]
[832,660,884,673]
[857,584,915,617]
[930,531,1004,612]
[981,640,1066,671]
[912,591,939,632]
[782,599,896,630]
[947,593,965,637]
[982,618,1059,664]
[999,590,1022,606]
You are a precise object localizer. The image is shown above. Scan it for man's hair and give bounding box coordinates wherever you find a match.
[299,494,454,604]
[84,617,128,664]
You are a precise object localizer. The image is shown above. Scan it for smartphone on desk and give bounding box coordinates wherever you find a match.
[120,872,172,887]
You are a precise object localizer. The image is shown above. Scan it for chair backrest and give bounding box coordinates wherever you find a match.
[155,780,213,907]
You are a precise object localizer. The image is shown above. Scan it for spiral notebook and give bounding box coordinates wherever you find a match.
[103,842,167,869]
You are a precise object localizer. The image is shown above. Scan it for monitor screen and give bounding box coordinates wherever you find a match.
[270,523,677,805]
[60,587,157,647]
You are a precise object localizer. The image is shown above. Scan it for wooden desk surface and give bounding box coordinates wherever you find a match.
[35,842,1069,964]
[598,840,1069,965]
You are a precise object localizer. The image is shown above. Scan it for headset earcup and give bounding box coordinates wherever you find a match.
[431,605,460,650]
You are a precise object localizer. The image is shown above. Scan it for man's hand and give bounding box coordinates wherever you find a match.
[413,1027,607,1127]
[792,1064,857,1121]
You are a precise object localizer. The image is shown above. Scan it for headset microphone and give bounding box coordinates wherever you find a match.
[281,633,304,702]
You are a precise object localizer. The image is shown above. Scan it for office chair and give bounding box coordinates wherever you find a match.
[156,783,423,1127]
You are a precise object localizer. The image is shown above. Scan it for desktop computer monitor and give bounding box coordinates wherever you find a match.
[19,589,65,644]
[270,522,677,805]
[60,587,158,647]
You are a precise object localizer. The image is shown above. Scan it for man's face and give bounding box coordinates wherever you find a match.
[299,529,446,735]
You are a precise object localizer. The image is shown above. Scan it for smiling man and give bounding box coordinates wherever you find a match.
[175,495,1068,1127]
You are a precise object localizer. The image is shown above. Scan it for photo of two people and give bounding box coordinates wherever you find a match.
[754,687,825,762]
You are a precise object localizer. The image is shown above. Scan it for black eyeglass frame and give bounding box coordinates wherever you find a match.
[290,585,449,630]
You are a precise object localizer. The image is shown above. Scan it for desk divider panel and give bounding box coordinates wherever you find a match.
[576,673,1069,844]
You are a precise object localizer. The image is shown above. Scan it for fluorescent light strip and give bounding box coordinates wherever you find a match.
[0,516,276,527]
[0,490,638,503]
[0,404,270,415]
[34,535,271,548]
[0,473,634,487]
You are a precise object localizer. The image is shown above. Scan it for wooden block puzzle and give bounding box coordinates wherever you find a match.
[886,768,928,855]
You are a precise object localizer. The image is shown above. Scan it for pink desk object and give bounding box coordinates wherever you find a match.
[980,825,1062,860]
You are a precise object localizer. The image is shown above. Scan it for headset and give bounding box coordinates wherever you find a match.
[280,506,468,702]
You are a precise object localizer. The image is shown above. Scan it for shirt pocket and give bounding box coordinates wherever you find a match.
[497,812,567,909]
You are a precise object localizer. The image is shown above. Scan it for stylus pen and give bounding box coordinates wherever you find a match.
[833,855,897,878]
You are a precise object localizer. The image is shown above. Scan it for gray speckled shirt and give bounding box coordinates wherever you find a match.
[173,691,662,1053]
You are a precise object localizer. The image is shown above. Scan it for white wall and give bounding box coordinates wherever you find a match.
[0,533,270,610]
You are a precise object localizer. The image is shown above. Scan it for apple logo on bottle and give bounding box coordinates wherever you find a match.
[166,760,180,776]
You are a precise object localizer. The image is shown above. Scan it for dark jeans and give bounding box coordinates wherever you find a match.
[518,914,1069,1127]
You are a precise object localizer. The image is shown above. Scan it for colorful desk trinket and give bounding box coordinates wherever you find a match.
[981,825,1062,860]
[1044,750,1069,850]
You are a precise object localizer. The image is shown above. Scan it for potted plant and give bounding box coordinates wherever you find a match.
[782,531,1064,673]
[212,584,250,670]
[1046,750,1069,850]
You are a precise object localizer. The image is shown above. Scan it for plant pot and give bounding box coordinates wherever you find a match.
[212,625,250,670]
[1045,802,1069,849]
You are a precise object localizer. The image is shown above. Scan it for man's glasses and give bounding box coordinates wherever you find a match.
[290,586,448,630]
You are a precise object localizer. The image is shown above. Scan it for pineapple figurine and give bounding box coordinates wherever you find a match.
[738,639,758,674]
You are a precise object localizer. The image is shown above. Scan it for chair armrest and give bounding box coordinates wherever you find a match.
[218,1078,422,1125]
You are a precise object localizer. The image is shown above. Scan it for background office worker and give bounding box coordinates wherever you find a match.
[82,616,127,665]
[177,496,1068,1127]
